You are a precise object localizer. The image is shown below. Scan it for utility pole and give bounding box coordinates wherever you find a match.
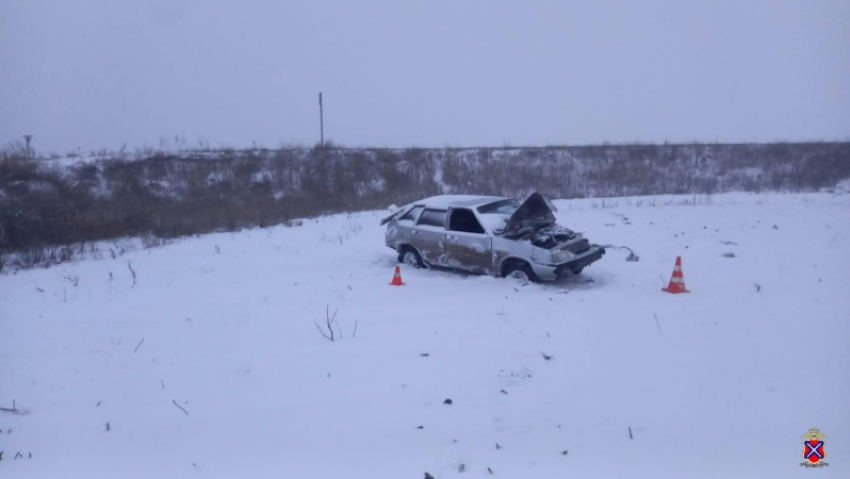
[23,135,32,159]
[318,92,324,148]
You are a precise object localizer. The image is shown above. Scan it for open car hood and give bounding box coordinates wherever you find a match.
[503,192,558,238]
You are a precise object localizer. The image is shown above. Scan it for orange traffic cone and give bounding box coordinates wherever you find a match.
[662,256,690,294]
[390,265,405,286]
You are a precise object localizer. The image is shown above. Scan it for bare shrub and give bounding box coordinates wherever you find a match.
[313,305,357,341]
[314,306,341,341]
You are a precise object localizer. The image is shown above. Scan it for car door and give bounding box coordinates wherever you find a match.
[412,208,448,266]
[445,207,493,274]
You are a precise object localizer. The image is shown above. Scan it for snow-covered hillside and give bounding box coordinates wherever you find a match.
[4,143,848,261]
[2,192,848,478]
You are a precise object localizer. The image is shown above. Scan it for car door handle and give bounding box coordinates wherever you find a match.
[447,235,458,240]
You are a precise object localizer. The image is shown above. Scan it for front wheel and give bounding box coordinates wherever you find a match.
[398,246,425,268]
[504,261,539,284]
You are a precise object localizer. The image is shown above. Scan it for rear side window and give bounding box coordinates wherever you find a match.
[418,209,447,228]
[399,205,424,222]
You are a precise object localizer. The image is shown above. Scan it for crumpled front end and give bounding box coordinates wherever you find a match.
[519,224,606,280]
[552,246,606,278]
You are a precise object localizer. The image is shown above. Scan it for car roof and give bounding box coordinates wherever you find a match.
[413,195,510,210]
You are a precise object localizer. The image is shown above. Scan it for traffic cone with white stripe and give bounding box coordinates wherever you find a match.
[390,265,405,286]
[662,256,690,293]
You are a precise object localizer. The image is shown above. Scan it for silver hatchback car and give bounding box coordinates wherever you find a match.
[381,192,605,282]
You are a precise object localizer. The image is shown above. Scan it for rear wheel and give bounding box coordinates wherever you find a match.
[399,246,425,268]
[503,261,539,284]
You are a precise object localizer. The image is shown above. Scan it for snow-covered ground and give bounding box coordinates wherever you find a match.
[2,192,848,478]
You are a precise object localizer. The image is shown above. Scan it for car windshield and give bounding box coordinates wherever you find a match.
[477,199,520,215]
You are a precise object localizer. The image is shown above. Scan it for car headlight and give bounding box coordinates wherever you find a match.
[550,249,575,264]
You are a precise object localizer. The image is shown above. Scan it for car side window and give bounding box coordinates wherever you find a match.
[449,208,485,234]
[399,205,424,222]
[417,209,447,228]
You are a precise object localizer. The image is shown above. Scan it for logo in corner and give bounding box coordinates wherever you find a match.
[801,427,829,468]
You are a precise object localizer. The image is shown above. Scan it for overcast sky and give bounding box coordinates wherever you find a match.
[1,0,848,154]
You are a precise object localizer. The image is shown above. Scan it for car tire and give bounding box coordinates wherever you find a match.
[504,261,539,284]
[399,246,425,268]
[571,267,584,275]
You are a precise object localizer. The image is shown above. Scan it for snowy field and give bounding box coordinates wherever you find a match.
[2,191,848,478]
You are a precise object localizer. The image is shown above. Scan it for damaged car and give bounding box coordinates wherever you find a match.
[381,192,605,282]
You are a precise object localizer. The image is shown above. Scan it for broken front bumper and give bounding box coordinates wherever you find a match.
[530,246,606,281]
